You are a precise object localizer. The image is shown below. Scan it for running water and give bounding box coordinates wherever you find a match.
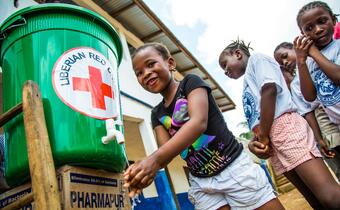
[121,143,142,209]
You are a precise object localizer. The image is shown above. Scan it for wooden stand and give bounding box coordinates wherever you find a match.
[0,81,61,210]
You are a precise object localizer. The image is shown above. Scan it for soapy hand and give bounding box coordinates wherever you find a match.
[123,155,161,197]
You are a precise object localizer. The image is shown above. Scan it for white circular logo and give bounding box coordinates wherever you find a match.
[52,47,118,119]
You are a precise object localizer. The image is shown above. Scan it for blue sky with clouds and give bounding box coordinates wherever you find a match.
[144,0,340,136]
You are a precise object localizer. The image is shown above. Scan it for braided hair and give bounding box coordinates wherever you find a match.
[297,1,338,28]
[221,38,253,57]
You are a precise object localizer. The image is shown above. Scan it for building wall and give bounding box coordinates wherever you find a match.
[167,156,189,193]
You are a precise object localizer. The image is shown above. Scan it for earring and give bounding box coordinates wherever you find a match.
[170,67,177,72]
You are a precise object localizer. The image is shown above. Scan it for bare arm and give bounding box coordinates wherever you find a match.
[304,111,323,141]
[152,87,209,168]
[259,83,277,145]
[153,125,171,147]
[124,88,209,189]
[304,111,335,158]
[309,44,340,85]
[294,36,317,101]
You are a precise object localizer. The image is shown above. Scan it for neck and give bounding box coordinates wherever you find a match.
[318,39,333,50]
[162,79,179,106]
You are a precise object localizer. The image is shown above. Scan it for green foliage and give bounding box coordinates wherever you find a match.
[237,121,254,140]
[239,131,254,140]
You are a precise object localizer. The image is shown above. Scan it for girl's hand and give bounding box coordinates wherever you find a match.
[123,155,161,195]
[124,165,143,198]
[258,135,270,147]
[318,139,335,158]
[308,43,319,58]
[294,35,313,64]
[248,137,272,159]
[128,186,142,198]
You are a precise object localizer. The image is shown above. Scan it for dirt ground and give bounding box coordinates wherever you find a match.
[278,188,312,210]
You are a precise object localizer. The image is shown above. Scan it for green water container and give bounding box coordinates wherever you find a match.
[0,4,127,187]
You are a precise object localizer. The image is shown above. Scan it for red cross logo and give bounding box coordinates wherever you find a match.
[72,66,113,110]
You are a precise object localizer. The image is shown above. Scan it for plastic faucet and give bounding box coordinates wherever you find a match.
[101,119,125,144]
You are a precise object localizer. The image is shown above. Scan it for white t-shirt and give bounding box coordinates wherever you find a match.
[290,72,319,116]
[242,53,296,130]
[306,39,340,125]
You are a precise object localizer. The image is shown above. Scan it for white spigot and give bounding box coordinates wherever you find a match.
[101,119,125,144]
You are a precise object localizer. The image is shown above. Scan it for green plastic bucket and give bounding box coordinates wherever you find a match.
[0,3,127,187]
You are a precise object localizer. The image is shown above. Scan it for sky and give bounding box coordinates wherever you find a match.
[144,0,340,137]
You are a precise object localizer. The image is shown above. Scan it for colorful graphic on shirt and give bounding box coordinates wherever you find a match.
[158,97,228,175]
[159,116,172,130]
[172,98,189,126]
[313,70,340,106]
[180,134,215,159]
[242,90,259,129]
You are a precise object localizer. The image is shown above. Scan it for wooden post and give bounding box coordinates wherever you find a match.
[22,81,61,210]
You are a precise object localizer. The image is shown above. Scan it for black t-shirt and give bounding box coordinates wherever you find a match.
[151,74,243,177]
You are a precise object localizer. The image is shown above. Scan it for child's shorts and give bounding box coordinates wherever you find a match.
[269,112,322,175]
[314,106,340,148]
[188,152,276,210]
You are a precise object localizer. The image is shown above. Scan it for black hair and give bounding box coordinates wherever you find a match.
[220,38,253,57]
[131,42,171,61]
[274,42,293,54]
[297,1,338,28]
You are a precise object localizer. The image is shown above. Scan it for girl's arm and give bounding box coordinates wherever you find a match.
[294,36,317,101]
[304,111,335,158]
[304,111,323,142]
[259,83,277,145]
[153,87,208,167]
[154,125,171,147]
[124,87,209,189]
[308,44,340,85]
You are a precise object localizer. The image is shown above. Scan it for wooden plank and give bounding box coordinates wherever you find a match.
[22,81,61,210]
[0,103,22,127]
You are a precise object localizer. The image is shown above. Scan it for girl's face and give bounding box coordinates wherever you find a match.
[274,47,296,75]
[219,50,246,79]
[299,7,336,49]
[132,47,174,94]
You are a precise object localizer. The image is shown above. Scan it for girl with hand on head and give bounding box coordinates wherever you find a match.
[274,42,336,159]
[295,1,340,126]
[125,42,284,210]
[219,38,340,210]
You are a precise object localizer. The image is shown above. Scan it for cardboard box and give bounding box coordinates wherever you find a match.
[0,165,131,210]
[0,182,32,210]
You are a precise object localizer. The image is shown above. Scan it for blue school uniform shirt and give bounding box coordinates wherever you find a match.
[306,39,340,125]
[290,71,319,116]
[242,53,296,130]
